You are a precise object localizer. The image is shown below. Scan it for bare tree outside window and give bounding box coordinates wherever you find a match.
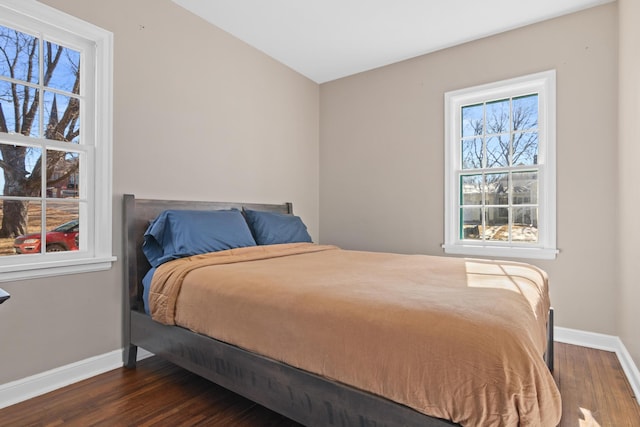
[459,94,539,243]
[0,24,81,255]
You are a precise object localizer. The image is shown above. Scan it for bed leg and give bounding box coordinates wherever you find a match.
[124,344,138,369]
[545,307,554,372]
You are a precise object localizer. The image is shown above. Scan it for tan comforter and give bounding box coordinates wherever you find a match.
[149,243,561,426]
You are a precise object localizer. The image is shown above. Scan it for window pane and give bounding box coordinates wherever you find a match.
[461,174,483,205]
[512,207,538,243]
[485,207,509,241]
[1,201,42,255]
[43,41,80,94]
[0,80,40,137]
[0,145,42,196]
[46,150,79,198]
[486,135,509,168]
[512,171,538,204]
[485,173,508,206]
[486,98,509,134]
[0,25,39,84]
[44,91,80,143]
[461,207,482,240]
[512,94,538,131]
[461,138,482,169]
[44,201,78,252]
[461,103,483,137]
[512,132,538,166]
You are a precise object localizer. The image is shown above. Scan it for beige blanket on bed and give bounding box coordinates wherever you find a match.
[149,243,561,427]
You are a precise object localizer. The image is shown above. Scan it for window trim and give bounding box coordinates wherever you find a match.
[0,0,115,281]
[443,70,558,260]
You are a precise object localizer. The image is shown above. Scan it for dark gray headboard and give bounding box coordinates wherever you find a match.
[122,194,292,313]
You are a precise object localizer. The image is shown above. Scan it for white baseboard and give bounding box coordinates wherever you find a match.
[0,347,154,410]
[555,326,640,401]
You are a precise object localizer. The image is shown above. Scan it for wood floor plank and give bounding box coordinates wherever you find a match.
[591,348,624,422]
[0,342,638,426]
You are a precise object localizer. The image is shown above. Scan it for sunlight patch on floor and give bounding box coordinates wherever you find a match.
[579,407,602,427]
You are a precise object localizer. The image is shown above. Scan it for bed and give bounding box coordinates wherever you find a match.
[123,194,560,427]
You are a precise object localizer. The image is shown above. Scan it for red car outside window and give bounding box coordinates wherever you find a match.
[13,219,79,254]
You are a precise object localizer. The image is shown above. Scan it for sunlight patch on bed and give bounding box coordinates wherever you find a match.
[464,260,523,293]
[463,260,548,321]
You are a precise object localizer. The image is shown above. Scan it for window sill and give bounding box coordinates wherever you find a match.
[0,255,117,282]
[442,244,558,260]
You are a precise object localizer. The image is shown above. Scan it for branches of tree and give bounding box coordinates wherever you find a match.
[0,26,80,238]
[464,100,538,171]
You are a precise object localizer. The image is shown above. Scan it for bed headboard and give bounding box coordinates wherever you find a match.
[122,194,293,313]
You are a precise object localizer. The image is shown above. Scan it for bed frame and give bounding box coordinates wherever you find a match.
[123,194,554,426]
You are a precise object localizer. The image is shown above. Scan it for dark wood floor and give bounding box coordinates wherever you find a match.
[1,342,638,426]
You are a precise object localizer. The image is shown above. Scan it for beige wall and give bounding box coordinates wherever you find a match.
[0,0,319,383]
[320,3,620,342]
[618,0,640,367]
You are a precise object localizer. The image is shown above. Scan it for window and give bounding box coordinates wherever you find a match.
[443,70,557,260]
[0,0,114,280]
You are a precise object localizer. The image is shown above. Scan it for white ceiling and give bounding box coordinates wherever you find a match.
[172,0,613,84]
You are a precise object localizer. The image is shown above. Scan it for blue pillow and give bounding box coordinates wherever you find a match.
[243,209,312,245]
[143,209,256,267]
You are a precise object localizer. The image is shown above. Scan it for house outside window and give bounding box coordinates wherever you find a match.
[443,70,558,260]
[0,0,114,281]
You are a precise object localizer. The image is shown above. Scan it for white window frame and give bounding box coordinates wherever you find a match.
[0,0,115,281]
[443,70,558,260]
